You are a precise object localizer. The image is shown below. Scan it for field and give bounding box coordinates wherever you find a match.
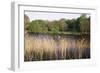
[24,33,90,61]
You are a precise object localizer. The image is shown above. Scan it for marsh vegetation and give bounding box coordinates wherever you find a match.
[24,13,90,61]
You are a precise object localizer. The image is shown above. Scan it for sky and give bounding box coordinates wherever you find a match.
[25,11,90,22]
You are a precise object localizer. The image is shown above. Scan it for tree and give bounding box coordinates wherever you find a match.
[75,17,81,32]
[66,19,77,32]
[26,14,90,34]
[79,14,90,33]
[24,14,30,30]
[59,18,67,31]
[50,20,60,33]
[27,20,48,33]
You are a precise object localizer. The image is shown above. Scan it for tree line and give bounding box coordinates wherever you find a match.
[24,14,90,34]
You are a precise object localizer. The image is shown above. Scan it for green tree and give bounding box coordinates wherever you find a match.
[66,19,77,32]
[24,14,30,30]
[50,20,60,33]
[59,18,67,31]
[27,20,48,33]
[79,14,90,33]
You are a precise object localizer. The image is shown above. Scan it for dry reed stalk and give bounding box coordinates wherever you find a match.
[24,34,90,61]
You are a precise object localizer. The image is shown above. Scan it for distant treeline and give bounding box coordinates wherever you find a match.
[24,14,90,34]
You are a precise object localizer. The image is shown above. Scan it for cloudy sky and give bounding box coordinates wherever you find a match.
[25,11,90,21]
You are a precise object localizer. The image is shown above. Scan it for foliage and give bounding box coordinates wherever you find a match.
[50,21,60,33]
[24,14,30,30]
[27,20,48,33]
[59,18,67,31]
[78,14,90,32]
[25,14,90,34]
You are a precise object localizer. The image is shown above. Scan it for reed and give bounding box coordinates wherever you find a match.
[24,34,90,61]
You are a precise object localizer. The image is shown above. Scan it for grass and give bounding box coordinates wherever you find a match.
[24,34,90,61]
[28,31,90,36]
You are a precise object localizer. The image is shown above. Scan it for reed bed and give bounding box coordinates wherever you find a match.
[24,34,90,61]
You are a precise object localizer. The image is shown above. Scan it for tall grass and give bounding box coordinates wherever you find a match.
[24,34,90,61]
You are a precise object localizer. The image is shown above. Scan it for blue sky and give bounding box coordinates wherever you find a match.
[25,11,90,21]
